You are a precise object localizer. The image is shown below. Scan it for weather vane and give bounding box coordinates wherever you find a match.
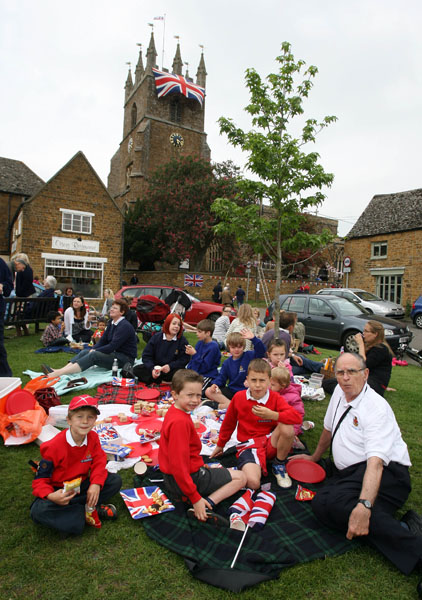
[148,22,153,30]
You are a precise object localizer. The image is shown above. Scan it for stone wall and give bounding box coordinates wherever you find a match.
[122,269,335,303]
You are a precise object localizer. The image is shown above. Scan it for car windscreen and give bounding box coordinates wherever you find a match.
[354,291,381,301]
[327,297,368,316]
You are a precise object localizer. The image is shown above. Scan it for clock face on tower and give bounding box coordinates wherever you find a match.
[170,132,184,148]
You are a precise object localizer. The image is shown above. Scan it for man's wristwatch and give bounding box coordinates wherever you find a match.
[357,499,372,510]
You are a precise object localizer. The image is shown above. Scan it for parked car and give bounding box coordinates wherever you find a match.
[114,285,235,326]
[410,295,422,328]
[265,294,412,352]
[316,288,405,319]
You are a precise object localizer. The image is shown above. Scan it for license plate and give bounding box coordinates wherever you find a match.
[399,336,409,343]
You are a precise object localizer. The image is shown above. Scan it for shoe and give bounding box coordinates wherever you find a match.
[41,364,53,375]
[272,462,292,488]
[187,507,229,527]
[292,438,306,451]
[401,510,422,536]
[229,513,246,531]
[97,503,117,521]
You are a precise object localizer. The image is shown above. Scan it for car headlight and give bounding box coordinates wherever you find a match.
[384,329,394,336]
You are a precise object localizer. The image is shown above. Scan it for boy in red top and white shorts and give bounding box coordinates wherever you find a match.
[211,359,302,489]
[159,369,246,524]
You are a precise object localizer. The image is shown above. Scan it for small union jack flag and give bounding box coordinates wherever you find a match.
[120,486,174,519]
[184,274,203,287]
[152,68,205,106]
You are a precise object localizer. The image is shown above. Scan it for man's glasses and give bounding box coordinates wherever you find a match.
[335,368,365,378]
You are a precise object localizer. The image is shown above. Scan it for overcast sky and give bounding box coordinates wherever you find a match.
[2,0,421,236]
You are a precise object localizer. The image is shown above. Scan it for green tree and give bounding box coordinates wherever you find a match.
[124,198,161,270]
[128,156,241,271]
[212,42,337,330]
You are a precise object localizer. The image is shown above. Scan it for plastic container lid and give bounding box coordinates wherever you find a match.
[286,458,326,484]
[0,377,22,399]
[5,389,36,415]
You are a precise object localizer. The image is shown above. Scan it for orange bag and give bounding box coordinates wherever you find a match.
[24,375,60,395]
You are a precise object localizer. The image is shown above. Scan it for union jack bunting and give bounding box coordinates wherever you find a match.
[152,68,205,106]
[120,486,175,519]
[184,273,203,287]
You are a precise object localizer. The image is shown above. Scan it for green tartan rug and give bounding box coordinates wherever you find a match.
[137,458,359,592]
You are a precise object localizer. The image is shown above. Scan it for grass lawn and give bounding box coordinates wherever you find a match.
[1,326,421,599]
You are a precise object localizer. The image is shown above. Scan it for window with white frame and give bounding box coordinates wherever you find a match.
[375,274,402,304]
[60,208,94,234]
[371,241,387,259]
[44,255,105,299]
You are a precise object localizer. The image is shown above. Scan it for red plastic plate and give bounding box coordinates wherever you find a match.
[286,459,326,484]
[126,442,152,458]
[135,389,160,402]
[5,390,35,415]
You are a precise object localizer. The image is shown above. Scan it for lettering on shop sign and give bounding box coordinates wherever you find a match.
[52,237,100,253]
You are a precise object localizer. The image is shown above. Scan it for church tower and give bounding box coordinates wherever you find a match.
[107,33,210,210]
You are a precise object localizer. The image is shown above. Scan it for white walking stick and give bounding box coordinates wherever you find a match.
[230,524,249,569]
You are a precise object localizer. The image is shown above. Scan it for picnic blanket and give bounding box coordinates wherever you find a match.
[138,464,359,592]
[35,346,79,354]
[23,368,114,395]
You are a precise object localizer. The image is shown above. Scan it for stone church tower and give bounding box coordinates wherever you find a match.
[107,33,210,210]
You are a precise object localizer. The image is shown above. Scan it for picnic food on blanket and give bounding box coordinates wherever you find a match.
[120,486,175,519]
[100,440,132,460]
[133,400,156,415]
[295,484,316,501]
[137,427,161,444]
[63,476,82,494]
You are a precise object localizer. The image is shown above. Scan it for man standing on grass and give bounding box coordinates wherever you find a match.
[291,352,422,588]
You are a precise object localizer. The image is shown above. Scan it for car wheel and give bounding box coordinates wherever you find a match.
[365,308,373,314]
[208,313,220,322]
[342,330,360,353]
[414,314,422,329]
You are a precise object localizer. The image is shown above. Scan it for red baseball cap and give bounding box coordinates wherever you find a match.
[68,395,100,415]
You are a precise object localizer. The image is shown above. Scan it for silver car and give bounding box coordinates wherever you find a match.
[316,288,405,319]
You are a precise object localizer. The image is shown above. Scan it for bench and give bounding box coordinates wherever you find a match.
[4,296,60,332]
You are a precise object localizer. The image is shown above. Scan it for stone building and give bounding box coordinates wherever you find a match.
[0,157,44,259]
[344,188,422,307]
[107,32,210,210]
[9,152,124,299]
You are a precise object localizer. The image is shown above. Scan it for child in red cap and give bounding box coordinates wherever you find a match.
[30,395,121,535]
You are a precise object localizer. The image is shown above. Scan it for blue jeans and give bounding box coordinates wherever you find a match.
[70,349,133,371]
[291,355,323,376]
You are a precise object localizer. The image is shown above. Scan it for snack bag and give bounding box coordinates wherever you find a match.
[63,477,82,494]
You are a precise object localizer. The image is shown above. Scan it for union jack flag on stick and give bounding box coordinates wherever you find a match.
[152,68,205,106]
[184,274,204,287]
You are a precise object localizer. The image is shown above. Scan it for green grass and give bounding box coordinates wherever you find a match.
[1,326,421,599]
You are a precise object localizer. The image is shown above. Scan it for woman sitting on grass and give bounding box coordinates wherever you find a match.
[42,299,137,378]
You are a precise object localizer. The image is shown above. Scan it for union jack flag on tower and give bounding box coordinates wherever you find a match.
[152,68,205,106]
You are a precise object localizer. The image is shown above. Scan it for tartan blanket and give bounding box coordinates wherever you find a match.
[95,383,146,405]
[138,463,359,592]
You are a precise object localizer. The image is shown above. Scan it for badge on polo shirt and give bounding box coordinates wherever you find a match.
[81,452,93,463]
[352,415,361,430]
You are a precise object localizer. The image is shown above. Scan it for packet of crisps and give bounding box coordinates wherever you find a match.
[295,484,316,501]
[63,476,82,494]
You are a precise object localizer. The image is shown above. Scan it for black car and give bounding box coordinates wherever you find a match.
[265,294,412,352]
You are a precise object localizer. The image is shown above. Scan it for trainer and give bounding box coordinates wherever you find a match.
[291,352,422,577]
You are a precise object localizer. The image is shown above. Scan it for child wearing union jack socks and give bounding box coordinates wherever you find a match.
[30,395,121,535]
[159,370,246,524]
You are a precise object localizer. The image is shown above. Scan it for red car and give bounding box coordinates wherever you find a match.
[114,285,235,326]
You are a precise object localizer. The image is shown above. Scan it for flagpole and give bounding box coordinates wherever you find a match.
[230,524,249,569]
[162,14,166,70]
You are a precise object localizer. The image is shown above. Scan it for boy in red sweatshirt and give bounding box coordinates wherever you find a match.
[211,359,302,489]
[159,369,246,524]
[31,395,121,535]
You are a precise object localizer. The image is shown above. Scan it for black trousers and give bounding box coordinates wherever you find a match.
[30,473,122,535]
[0,296,12,377]
[312,461,422,574]
[133,363,176,385]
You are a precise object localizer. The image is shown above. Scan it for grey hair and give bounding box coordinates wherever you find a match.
[14,258,28,267]
[44,276,57,289]
[334,352,366,372]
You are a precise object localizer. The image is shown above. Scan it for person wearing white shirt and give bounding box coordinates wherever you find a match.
[290,352,422,579]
